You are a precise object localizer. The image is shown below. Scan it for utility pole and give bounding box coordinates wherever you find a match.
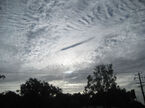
[134,72,145,104]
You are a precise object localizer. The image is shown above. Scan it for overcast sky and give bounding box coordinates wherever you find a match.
[0,0,145,103]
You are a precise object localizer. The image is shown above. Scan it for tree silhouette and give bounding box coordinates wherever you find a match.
[0,91,20,108]
[84,64,117,94]
[20,78,62,97]
[0,74,5,80]
[0,75,144,108]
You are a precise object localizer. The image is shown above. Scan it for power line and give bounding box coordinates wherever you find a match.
[134,72,145,104]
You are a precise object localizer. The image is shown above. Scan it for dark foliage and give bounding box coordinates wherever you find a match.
[0,88,144,108]
[84,64,117,95]
[0,74,5,80]
[20,78,62,97]
[0,65,145,108]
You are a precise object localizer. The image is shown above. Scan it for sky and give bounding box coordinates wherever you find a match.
[0,0,145,103]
